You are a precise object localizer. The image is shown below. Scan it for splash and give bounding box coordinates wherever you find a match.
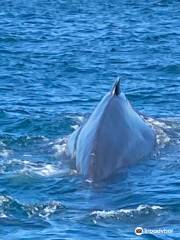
[143,116,172,149]
[52,137,67,158]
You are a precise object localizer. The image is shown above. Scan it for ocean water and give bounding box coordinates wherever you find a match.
[0,0,180,239]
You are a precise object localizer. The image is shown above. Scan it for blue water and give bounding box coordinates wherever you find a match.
[0,1,180,239]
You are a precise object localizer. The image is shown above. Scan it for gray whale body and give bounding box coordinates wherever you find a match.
[66,80,155,182]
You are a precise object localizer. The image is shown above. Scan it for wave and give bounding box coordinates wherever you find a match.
[90,204,163,221]
[0,195,63,220]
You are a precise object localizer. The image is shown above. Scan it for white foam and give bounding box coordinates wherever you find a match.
[91,205,163,219]
[27,201,63,219]
[147,117,171,129]
[0,195,10,204]
[1,156,66,177]
[23,154,32,157]
[53,143,66,157]
[51,137,67,158]
[0,195,62,219]
[5,158,60,177]
[144,117,171,148]
[151,205,163,210]
[76,116,84,123]
[39,201,61,218]
[69,169,78,175]
[0,195,10,218]
[0,149,11,158]
[25,135,49,142]
[7,159,31,165]
[39,136,49,142]
[35,164,58,177]
[0,213,7,218]
[21,162,60,177]
[71,124,79,130]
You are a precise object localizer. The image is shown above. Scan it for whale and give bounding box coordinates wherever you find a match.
[66,79,156,182]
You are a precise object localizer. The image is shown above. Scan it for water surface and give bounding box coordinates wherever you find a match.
[0,1,180,239]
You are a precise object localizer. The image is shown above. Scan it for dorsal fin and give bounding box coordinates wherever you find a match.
[111,78,120,96]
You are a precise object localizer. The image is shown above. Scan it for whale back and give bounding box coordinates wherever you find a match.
[67,82,155,182]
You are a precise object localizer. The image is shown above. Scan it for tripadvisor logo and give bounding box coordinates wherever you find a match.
[135,227,143,235]
[135,226,173,236]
